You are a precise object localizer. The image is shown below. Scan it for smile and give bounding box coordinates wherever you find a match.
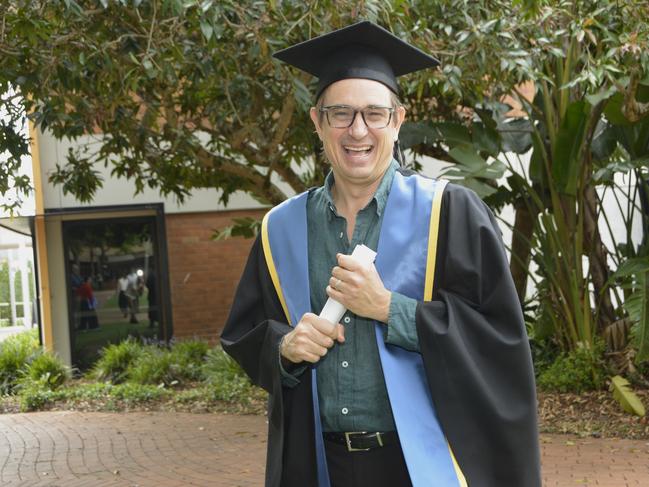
[343,145,373,154]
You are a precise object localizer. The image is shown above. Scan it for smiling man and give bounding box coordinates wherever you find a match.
[221,21,541,487]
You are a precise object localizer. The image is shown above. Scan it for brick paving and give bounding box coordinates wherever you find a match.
[0,411,648,486]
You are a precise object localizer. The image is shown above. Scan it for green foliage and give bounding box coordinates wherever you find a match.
[537,343,607,393]
[16,380,170,412]
[128,348,178,386]
[0,329,39,394]
[91,337,143,384]
[127,339,210,386]
[3,333,261,411]
[201,347,257,403]
[610,375,646,417]
[106,382,170,405]
[21,352,70,389]
[611,258,649,363]
[169,338,210,380]
[17,378,63,412]
[0,86,32,214]
[1,0,408,206]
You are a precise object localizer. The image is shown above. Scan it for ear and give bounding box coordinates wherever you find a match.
[392,105,406,139]
[310,107,323,140]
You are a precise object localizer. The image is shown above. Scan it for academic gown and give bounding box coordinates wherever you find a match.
[221,171,541,487]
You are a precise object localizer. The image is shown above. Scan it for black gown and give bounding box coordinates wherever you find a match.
[221,176,541,487]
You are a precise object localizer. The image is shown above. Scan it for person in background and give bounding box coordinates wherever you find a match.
[78,276,99,330]
[117,272,130,318]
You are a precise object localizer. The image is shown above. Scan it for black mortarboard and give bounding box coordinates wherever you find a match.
[273,21,439,99]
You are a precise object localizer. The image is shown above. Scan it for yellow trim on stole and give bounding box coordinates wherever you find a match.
[424,179,448,302]
[260,211,292,325]
[423,179,468,487]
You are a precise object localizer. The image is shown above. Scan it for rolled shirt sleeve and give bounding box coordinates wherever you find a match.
[385,291,420,352]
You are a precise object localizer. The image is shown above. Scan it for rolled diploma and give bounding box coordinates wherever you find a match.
[319,244,377,330]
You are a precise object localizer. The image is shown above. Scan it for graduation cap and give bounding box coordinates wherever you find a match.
[273,21,439,99]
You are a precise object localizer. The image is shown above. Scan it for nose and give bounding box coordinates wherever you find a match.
[348,111,368,138]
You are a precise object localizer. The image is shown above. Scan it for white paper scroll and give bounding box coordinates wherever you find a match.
[319,244,377,331]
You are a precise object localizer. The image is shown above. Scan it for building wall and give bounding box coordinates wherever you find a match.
[36,130,278,214]
[166,208,266,342]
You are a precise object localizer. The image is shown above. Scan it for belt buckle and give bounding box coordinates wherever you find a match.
[344,431,383,452]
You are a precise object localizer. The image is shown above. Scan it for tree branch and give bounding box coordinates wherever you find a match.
[193,145,288,205]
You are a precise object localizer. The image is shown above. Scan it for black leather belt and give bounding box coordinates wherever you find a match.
[323,431,398,452]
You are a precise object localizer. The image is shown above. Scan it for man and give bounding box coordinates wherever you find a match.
[221,21,541,487]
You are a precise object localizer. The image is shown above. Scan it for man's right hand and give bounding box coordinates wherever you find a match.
[280,313,345,364]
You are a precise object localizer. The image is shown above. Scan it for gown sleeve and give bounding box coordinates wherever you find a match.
[220,235,292,393]
[416,183,541,487]
[220,235,320,487]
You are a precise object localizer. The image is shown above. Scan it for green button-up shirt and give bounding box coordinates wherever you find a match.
[280,161,419,432]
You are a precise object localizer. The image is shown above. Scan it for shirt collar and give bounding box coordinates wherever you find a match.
[324,159,398,218]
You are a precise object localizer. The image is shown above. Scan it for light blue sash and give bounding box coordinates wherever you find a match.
[263,173,461,487]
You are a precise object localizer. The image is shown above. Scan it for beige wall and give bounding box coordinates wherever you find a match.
[35,130,271,213]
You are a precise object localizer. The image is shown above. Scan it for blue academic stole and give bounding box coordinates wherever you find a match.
[260,172,467,487]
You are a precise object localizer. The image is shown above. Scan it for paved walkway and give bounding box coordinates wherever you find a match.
[0,411,648,486]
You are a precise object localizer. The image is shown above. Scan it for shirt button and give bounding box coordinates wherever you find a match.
[339,232,343,239]
[343,316,351,324]
[341,361,349,368]
[341,407,349,415]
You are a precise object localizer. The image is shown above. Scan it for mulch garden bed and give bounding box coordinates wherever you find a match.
[537,390,649,439]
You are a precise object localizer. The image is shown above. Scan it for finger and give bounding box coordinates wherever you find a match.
[307,328,335,348]
[329,276,345,292]
[336,324,345,343]
[336,253,363,271]
[303,352,325,363]
[311,315,342,338]
[326,285,345,305]
[330,266,356,282]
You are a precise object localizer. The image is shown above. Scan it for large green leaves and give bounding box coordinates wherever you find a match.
[610,375,646,417]
[612,258,649,363]
[551,101,588,196]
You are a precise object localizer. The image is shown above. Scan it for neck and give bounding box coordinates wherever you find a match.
[331,169,386,217]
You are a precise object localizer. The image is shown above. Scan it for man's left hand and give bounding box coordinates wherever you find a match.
[326,253,391,323]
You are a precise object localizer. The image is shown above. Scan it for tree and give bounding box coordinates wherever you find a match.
[0,0,533,205]
[401,0,649,368]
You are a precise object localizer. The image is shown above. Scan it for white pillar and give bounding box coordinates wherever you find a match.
[19,244,32,327]
[8,249,17,326]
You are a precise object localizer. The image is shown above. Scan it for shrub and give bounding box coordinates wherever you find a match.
[128,348,178,386]
[537,343,607,393]
[172,338,209,363]
[22,352,70,389]
[18,377,65,412]
[0,330,40,394]
[92,338,143,384]
[169,339,210,381]
[201,347,257,402]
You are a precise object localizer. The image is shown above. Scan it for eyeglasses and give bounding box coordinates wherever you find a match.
[319,105,395,129]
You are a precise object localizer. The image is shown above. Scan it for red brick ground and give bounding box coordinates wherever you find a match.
[0,411,648,486]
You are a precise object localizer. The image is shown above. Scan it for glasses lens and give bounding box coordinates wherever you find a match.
[327,107,355,128]
[362,107,392,129]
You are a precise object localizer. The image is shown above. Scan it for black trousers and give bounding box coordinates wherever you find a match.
[324,437,413,487]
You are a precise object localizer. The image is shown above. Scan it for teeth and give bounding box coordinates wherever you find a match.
[344,146,372,152]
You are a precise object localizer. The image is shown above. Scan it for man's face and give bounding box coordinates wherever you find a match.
[310,78,405,188]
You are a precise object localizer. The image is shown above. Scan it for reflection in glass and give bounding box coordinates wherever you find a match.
[64,218,161,369]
